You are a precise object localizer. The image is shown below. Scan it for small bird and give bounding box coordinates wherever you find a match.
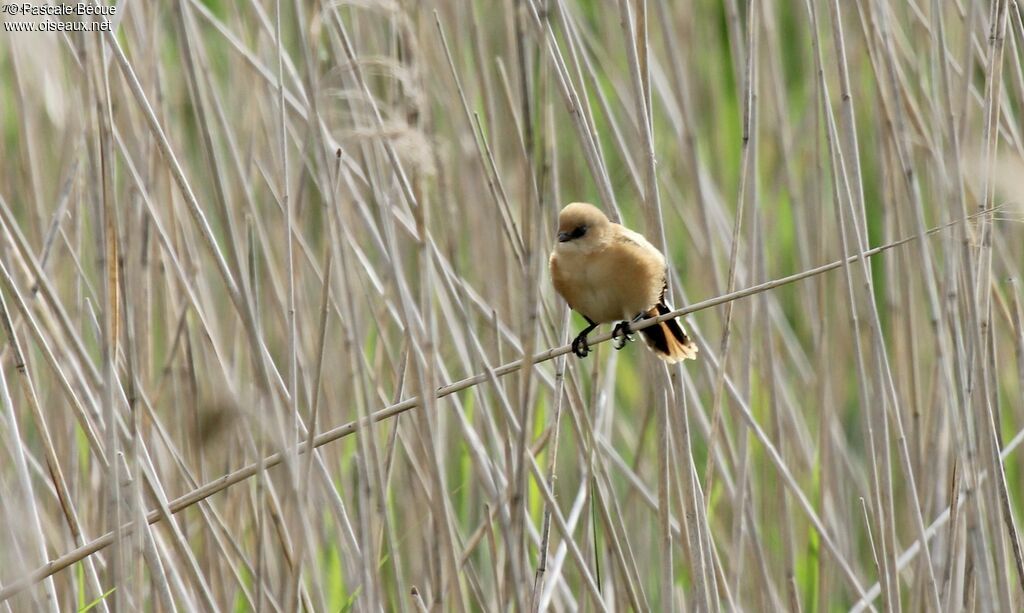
[549,202,698,363]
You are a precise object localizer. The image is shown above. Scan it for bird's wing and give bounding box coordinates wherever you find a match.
[597,228,667,316]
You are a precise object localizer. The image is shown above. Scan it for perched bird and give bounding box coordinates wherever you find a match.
[549,202,698,363]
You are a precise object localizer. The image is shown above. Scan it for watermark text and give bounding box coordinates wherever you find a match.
[2,3,115,32]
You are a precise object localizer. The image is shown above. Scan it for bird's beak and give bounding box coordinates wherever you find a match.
[557,231,572,243]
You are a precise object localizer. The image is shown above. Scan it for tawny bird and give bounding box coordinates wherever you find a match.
[549,202,698,363]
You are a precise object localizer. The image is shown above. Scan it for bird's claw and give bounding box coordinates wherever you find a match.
[571,333,591,358]
[611,321,633,350]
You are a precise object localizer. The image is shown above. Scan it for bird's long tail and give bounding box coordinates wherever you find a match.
[639,302,698,363]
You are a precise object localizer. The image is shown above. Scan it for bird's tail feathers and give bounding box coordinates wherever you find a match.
[639,303,698,363]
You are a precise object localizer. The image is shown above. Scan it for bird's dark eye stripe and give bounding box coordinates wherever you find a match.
[570,225,587,239]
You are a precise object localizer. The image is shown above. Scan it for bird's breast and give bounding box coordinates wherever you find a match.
[550,243,662,323]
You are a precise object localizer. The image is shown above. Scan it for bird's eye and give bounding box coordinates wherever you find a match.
[557,224,589,243]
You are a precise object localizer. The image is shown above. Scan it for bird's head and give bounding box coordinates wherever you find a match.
[555,202,609,248]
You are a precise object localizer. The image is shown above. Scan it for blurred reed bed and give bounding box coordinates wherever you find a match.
[1,0,1023,610]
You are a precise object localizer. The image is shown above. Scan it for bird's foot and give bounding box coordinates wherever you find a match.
[571,331,591,358]
[612,321,633,350]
